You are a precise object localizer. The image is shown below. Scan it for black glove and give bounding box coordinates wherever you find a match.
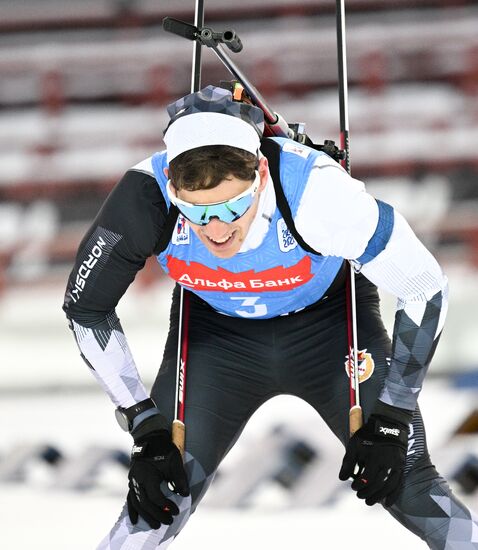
[127,416,190,529]
[339,413,409,507]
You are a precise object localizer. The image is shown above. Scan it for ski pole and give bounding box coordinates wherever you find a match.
[172,288,190,458]
[336,0,362,436]
[171,0,205,459]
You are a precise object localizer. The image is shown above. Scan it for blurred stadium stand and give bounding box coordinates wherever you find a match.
[0,0,477,289]
[1,4,478,538]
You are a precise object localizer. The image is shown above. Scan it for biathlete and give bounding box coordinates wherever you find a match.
[63,85,478,549]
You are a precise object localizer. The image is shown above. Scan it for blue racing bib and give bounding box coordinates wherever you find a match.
[152,138,344,319]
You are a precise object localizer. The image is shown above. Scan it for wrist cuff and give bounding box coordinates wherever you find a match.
[131,413,170,439]
[131,408,162,431]
[372,400,414,427]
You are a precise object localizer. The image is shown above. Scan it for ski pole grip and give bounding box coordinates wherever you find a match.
[349,405,363,437]
[172,419,186,459]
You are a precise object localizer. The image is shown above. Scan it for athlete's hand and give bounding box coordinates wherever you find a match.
[339,414,408,507]
[127,416,190,529]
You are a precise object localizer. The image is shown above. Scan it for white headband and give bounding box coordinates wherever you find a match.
[164,111,261,163]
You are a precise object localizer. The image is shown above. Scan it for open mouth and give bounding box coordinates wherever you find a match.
[204,231,236,248]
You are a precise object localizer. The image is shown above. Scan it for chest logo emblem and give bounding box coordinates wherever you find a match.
[172,215,190,245]
[344,349,375,388]
[277,218,298,252]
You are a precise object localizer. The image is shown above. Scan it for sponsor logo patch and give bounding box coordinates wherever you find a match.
[166,255,313,292]
[277,218,297,252]
[172,215,190,245]
[282,141,311,159]
[344,348,375,388]
[379,426,400,437]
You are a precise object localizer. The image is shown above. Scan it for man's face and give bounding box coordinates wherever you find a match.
[166,157,269,259]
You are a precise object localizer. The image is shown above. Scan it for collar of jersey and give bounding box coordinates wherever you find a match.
[239,164,276,253]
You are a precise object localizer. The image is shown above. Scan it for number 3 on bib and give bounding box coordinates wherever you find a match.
[230,296,267,318]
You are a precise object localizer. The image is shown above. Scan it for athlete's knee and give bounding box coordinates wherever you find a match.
[183,451,217,513]
[393,455,445,514]
[97,452,213,550]
[97,493,193,550]
[388,456,478,549]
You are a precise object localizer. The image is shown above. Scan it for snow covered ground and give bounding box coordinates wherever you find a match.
[1,273,477,549]
[1,383,478,550]
[0,487,423,550]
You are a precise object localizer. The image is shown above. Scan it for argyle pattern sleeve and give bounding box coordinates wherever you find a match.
[69,313,150,408]
[360,210,448,411]
[381,286,446,410]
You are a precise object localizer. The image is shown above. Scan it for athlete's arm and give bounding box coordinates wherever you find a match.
[296,163,447,416]
[358,211,447,413]
[63,158,169,411]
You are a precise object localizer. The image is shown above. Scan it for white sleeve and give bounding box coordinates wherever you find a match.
[295,164,379,259]
[361,210,448,315]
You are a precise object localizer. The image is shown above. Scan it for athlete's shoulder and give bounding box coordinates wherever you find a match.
[274,138,344,172]
[312,152,346,171]
[130,155,156,178]
[109,156,167,217]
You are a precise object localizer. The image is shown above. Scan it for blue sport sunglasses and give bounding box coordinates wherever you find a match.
[166,171,260,226]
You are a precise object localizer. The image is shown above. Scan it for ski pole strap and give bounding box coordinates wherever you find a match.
[260,138,321,257]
